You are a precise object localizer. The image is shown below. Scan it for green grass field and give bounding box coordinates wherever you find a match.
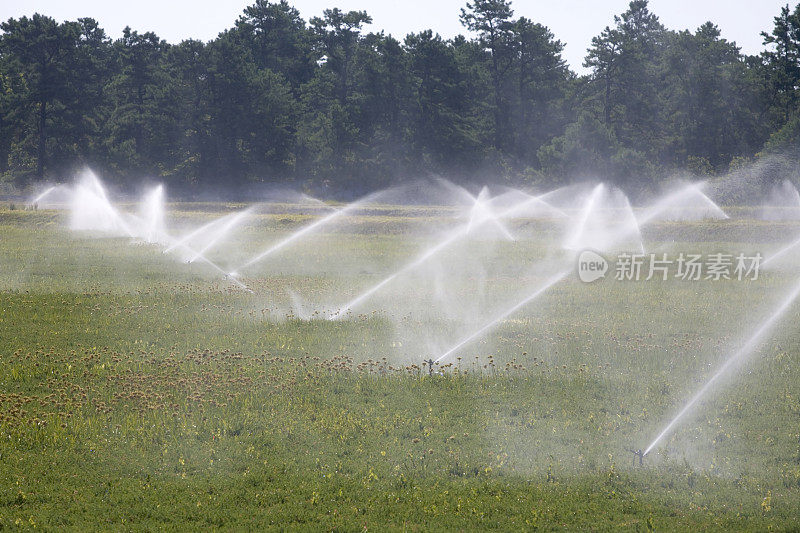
[2,205,800,530]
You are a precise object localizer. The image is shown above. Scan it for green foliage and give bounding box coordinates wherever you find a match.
[0,0,797,193]
[0,15,83,178]
[760,4,800,125]
[763,114,800,158]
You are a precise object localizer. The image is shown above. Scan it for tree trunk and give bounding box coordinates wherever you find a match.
[0,114,7,174]
[340,47,351,105]
[518,64,528,157]
[0,145,8,175]
[491,47,504,151]
[37,99,47,178]
[136,84,145,162]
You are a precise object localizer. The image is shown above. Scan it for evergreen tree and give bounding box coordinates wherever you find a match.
[0,15,81,179]
[234,0,315,90]
[460,0,515,151]
[0,0,797,194]
[760,4,800,125]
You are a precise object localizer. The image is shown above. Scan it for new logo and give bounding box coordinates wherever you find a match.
[577,250,608,283]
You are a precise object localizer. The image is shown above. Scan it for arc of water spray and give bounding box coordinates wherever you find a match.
[188,208,252,263]
[31,186,57,205]
[466,187,516,240]
[141,185,165,243]
[80,178,137,238]
[643,278,800,456]
[496,192,569,220]
[432,183,648,365]
[562,183,644,253]
[763,234,800,267]
[232,195,372,275]
[94,175,136,237]
[124,188,249,290]
[174,239,252,291]
[188,254,252,291]
[638,181,728,225]
[164,213,237,255]
[330,230,470,318]
[70,172,250,291]
[620,191,645,254]
[124,206,253,292]
[564,184,606,250]
[682,182,728,220]
[329,191,561,317]
[433,271,568,364]
[511,193,569,219]
[154,223,252,292]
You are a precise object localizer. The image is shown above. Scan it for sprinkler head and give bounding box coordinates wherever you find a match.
[425,358,435,376]
[626,448,645,466]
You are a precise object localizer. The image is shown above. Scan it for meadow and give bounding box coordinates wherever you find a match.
[2,204,800,531]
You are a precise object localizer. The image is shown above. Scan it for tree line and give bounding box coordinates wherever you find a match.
[1,0,799,197]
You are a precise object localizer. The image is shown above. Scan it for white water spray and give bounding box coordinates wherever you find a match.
[327,190,557,318]
[30,186,57,206]
[232,196,370,274]
[163,213,237,255]
[433,270,568,364]
[760,179,800,220]
[639,181,728,224]
[159,230,252,292]
[643,278,800,456]
[70,171,135,237]
[563,184,605,251]
[139,185,166,243]
[466,187,515,240]
[188,208,252,263]
[763,234,800,267]
[64,171,250,291]
[430,184,650,364]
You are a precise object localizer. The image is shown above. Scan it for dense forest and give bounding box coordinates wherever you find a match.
[1,0,799,197]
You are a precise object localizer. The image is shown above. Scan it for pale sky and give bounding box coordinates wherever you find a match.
[0,0,789,74]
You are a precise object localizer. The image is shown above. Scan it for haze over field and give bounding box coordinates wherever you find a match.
[5,161,800,528]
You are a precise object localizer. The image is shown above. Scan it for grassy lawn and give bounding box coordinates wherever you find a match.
[1,206,799,530]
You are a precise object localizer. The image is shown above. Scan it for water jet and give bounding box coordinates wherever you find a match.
[642,277,800,456]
